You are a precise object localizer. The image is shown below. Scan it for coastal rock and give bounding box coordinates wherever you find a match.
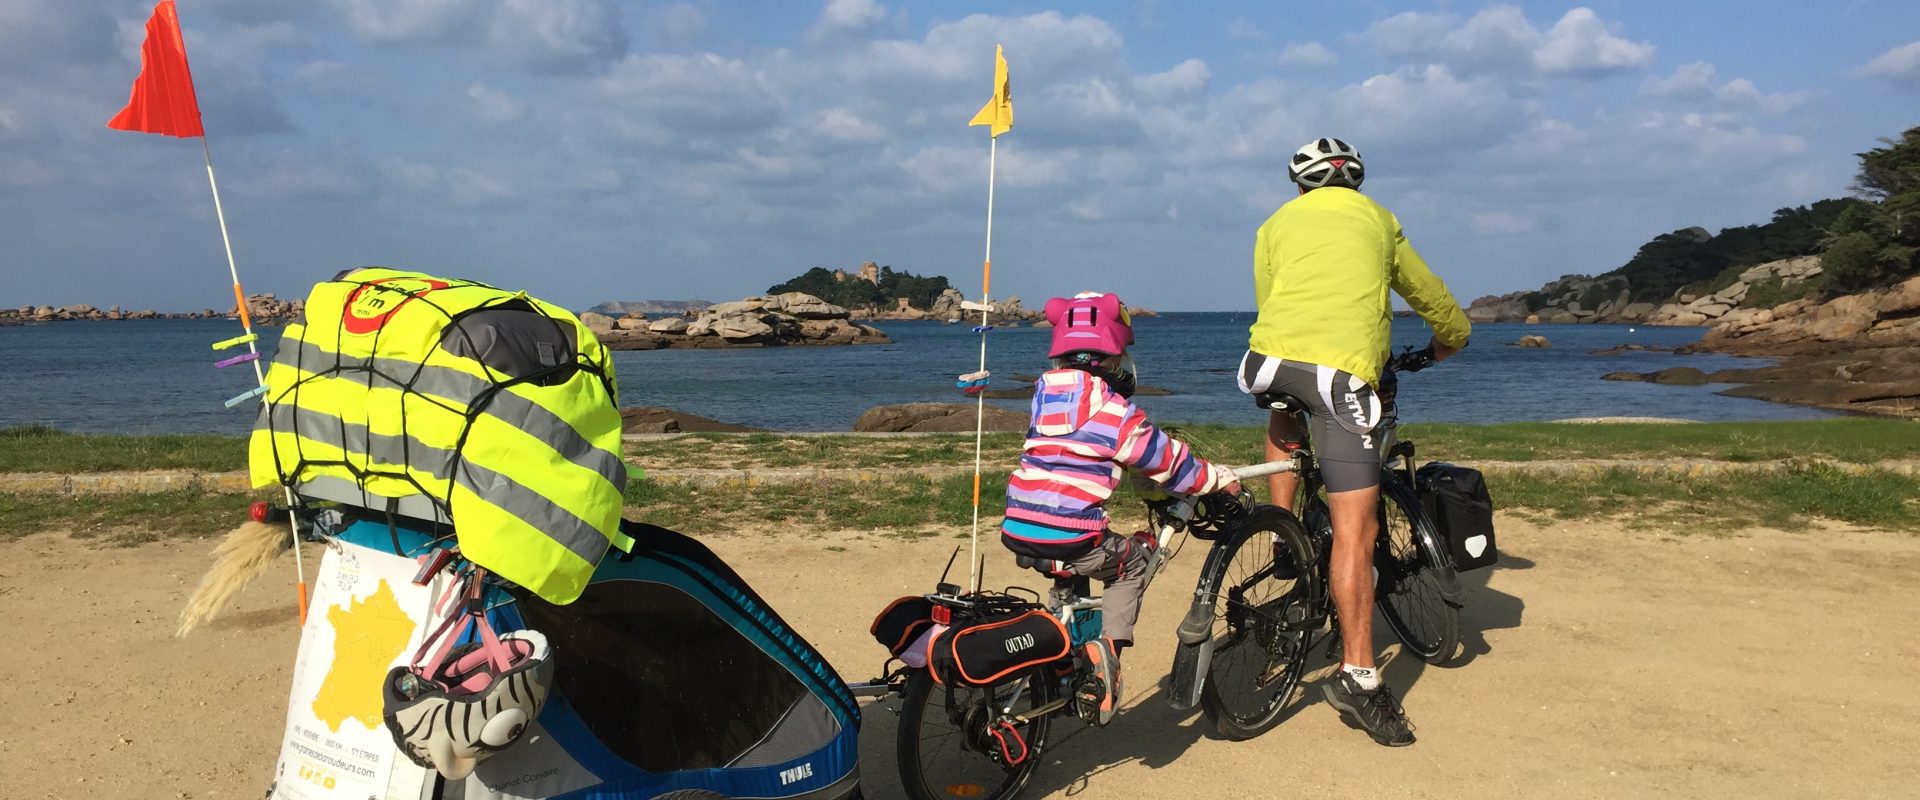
[705,297,769,317]
[614,316,651,330]
[1543,310,1578,324]
[927,288,965,320]
[1033,320,1053,328]
[684,316,714,336]
[647,317,690,334]
[620,406,764,434]
[854,403,1027,433]
[1620,302,1656,320]
[579,312,616,332]
[1648,367,1709,386]
[1589,344,1673,356]
[1512,335,1551,348]
[1879,275,1920,316]
[1601,371,1647,382]
[710,314,774,340]
[768,292,849,320]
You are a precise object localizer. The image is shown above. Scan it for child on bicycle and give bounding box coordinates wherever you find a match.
[1001,291,1240,725]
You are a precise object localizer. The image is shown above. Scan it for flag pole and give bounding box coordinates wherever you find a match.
[967,135,998,594]
[198,129,308,623]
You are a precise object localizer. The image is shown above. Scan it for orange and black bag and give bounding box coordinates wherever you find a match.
[925,609,1070,687]
[870,596,936,658]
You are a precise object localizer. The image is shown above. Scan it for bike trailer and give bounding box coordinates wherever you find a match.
[309,516,862,800]
[925,609,1070,688]
[1415,462,1498,571]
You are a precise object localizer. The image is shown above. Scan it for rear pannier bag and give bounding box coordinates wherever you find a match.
[925,609,1070,687]
[1416,462,1498,572]
[870,595,936,658]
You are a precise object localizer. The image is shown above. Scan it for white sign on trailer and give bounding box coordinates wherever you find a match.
[270,543,440,800]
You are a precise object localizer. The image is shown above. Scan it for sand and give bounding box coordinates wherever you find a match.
[1,513,1915,799]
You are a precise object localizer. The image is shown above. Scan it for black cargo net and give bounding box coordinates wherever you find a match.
[260,273,618,526]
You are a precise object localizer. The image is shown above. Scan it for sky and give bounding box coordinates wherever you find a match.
[2,1,1918,312]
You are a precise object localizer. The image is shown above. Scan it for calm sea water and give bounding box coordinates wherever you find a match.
[0,314,1827,435]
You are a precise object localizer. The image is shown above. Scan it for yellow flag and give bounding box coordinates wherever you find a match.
[968,44,1012,137]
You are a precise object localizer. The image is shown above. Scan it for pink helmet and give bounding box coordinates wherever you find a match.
[1045,291,1134,358]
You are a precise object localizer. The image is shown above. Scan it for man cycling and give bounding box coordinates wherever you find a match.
[1239,137,1471,746]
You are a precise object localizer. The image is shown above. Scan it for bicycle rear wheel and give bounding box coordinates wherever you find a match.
[1376,472,1462,665]
[896,666,1056,800]
[1196,505,1317,740]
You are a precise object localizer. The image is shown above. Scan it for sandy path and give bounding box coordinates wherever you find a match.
[1,514,1915,799]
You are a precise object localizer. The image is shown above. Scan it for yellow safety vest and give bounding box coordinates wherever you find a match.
[249,268,626,604]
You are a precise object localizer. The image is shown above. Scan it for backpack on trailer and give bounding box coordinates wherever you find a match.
[1415,462,1498,571]
[924,608,1071,688]
[871,595,937,658]
[249,267,626,604]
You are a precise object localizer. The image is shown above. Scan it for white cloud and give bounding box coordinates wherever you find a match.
[1472,211,1535,235]
[1860,40,1920,84]
[1276,42,1336,67]
[817,107,887,142]
[1136,59,1210,97]
[330,0,626,71]
[1641,63,1806,116]
[1366,5,1652,78]
[467,83,523,125]
[810,0,888,41]
[650,2,709,42]
[1227,17,1265,41]
[1535,8,1656,76]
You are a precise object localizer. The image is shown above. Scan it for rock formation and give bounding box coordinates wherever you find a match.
[589,292,891,351]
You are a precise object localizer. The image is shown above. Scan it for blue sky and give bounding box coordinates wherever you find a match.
[2,0,1917,312]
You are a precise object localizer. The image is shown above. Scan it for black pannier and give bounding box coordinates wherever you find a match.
[1415,462,1498,572]
[870,595,936,658]
[926,609,1071,687]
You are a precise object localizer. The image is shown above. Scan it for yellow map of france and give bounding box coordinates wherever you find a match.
[311,580,416,732]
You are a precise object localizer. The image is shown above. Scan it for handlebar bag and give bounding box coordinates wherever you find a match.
[926,609,1070,687]
[1415,462,1498,571]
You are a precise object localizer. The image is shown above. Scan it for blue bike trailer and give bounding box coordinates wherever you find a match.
[333,517,862,800]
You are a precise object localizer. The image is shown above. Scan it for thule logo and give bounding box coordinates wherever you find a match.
[779,763,814,785]
[1005,633,1035,653]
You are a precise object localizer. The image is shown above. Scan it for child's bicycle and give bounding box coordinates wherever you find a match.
[850,478,1288,800]
[1164,346,1465,739]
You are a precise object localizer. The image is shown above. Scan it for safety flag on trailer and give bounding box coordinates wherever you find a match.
[968,44,1013,138]
[106,0,204,138]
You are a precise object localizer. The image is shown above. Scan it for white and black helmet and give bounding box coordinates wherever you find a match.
[1289,138,1364,189]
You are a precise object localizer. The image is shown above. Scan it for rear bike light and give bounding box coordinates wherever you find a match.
[249,501,270,523]
[932,605,951,625]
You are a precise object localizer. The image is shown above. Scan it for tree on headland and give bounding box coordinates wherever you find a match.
[1823,125,1920,292]
[767,265,952,310]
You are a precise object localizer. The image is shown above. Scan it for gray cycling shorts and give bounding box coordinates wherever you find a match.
[1236,351,1393,493]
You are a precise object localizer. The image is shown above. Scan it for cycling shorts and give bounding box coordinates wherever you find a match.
[1236,351,1393,493]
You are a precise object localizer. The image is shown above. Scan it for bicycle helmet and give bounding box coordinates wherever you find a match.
[383,572,555,781]
[1289,137,1364,189]
[1045,291,1139,396]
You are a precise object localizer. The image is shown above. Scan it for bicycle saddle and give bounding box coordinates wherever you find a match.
[1014,554,1075,578]
[1253,391,1310,414]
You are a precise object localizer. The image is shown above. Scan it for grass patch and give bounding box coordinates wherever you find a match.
[1488,465,1920,533]
[0,425,247,473]
[0,490,260,545]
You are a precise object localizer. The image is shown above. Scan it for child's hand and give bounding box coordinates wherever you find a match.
[1223,480,1243,497]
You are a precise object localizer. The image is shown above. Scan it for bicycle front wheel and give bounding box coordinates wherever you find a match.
[1376,472,1462,665]
[1197,505,1317,740]
[896,666,1056,800]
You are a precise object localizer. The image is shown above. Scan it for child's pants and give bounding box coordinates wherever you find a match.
[1053,532,1155,643]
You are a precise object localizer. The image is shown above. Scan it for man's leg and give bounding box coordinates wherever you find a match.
[1325,485,1381,669]
[1266,411,1303,510]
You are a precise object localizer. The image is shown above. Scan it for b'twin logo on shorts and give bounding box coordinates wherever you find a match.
[779,762,815,785]
[1004,633,1036,653]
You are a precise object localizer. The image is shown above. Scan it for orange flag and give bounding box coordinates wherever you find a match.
[107,0,204,138]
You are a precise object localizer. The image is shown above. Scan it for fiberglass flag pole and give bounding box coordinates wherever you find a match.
[964,45,1013,592]
[108,0,310,623]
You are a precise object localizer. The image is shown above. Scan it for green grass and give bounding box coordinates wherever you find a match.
[0,490,260,545]
[0,426,247,473]
[1489,464,1920,533]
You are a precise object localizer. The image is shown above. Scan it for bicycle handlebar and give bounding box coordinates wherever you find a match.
[1227,458,1297,480]
[1388,346,1436,375]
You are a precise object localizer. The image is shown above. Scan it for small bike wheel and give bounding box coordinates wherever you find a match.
[896,666,1055,800]
[1197,505,1316,740]
[1376,473,1462,665]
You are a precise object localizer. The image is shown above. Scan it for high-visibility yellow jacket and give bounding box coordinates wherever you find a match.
[1250,187,1471,386]
[249,268,625,604]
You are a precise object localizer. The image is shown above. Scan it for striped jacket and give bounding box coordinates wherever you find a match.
[1001,369,1231,556]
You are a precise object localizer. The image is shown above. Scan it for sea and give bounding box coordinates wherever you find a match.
[0,314,1828,435]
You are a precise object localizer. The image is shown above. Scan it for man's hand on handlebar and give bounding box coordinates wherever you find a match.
[1428,336,1462,362]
